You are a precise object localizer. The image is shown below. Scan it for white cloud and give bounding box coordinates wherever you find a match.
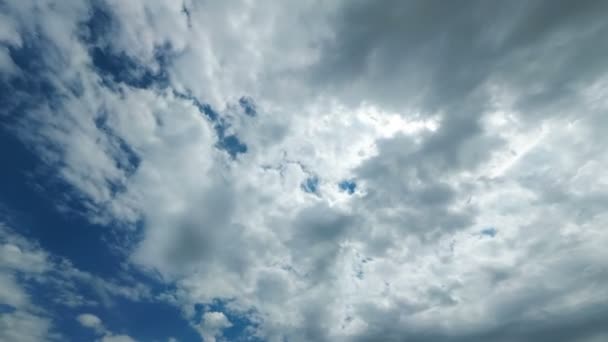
[0,310,54,342]
[0,225,55,341]
[0,239,48,274]
[77,313,105,333]
[196,311,232,342]
[100,335,137,342]
[0,272,29,310]
[78,313,138,342]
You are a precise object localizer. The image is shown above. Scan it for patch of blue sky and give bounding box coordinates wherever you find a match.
[0,303,16,314]
[338,180,357,194]
[89,46,170,89]
[174,90,221,122]
[0,128,146,280]
[0,129,204,341]
[195,300,263,342]
[0,5,254,342]
[175,91,249,159]
[1,37,60,120]
[480,227,497,238]
[239,96,257,116]
[81,6,171,90]
[301,176,319,194]
[217,134,248,158]
[94,112,141,176]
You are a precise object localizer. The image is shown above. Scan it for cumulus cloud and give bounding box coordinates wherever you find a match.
[1,0,608,341]
[78,313,138,342]
[196,312,232,342]
[77,313,105,333]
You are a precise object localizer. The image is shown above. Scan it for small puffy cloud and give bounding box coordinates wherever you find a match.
[78,313,137,342]
[0,228,49,274]
[77,313,105,333]
[197,312,232,342]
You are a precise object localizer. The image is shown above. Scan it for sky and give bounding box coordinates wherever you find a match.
[1,0,608,341]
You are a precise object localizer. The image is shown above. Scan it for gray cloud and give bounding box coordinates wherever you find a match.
[313,0,608,112]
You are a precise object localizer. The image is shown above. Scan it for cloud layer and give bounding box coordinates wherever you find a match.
[2,0,608,341]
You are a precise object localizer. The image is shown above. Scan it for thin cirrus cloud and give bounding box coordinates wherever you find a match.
[1,0,608,341]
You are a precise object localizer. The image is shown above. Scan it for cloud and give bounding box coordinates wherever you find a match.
[1,0,608,341]
[78,313,138,342]
[0,310,54,342]
[0,225,56,341]
[77,313,105,333]
[196,311,232,342]
[0,222,151,306]
[313,0,608,112]
[100,335,137,342]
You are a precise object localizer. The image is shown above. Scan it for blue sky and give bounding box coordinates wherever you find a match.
[2,1,608,341]
[0,98,209,341]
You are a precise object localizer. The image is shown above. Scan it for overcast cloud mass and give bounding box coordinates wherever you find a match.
[1,0,608,341]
